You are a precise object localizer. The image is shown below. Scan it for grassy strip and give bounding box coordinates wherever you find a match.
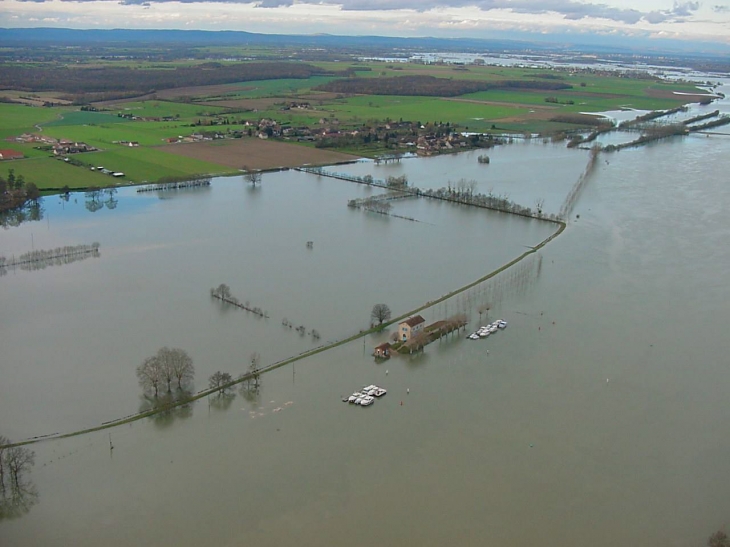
[1,218,565,450]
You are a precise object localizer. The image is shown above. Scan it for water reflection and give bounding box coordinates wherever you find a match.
[0,442,38,522]
[138,392,195,429]
[0,202,44,229]
[428,252,543,322]
[209,392,236,412]
[85,188,117,213]
[0,243,100,276]
[239,374,262,406]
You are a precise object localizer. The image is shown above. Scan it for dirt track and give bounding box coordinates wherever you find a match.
[159,138,361,170]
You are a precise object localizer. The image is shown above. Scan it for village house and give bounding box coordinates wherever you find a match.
[53,141,96,155]
[398,315,425,342]
[373,342,391,359]
[0,149,24,160]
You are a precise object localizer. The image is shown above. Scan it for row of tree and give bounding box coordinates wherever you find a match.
[317,75,571,97]
[136,347,195,398]
[0,62,335,97]
[137,348,263,400]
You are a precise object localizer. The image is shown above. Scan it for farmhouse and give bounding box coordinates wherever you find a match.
[373,342,391,359]
[0,149,23,160]
[398,315,425,342]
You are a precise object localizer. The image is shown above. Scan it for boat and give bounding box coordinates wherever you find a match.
[360,396,375,406]
[374,387,387,397]
[497,320,507,328]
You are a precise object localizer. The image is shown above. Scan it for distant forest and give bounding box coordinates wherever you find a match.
[0,62,338,96]
[317,75,572,97]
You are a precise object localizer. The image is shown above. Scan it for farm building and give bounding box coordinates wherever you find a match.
[373,343,391,359]
[398,315,425,342]
[0,149,24,160]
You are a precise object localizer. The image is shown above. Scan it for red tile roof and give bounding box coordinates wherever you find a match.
[0,149,23,159]
[401,315,425,327]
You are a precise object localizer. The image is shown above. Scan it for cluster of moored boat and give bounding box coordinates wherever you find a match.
[467,319,507,340]
[342,385,387,406]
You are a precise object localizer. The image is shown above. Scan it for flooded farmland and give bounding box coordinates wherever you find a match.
[2,88,730,547]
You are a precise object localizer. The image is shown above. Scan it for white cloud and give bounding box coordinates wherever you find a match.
[1,0,728,45]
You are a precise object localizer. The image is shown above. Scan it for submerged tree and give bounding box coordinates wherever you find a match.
[709,531,730,547]
[209,371,233,396]
[0,435,38,521]
[371,303,392,325]
[242,166,261,186]
[137,355,164,397]
[138,347,195,396]
[211,283,232,300]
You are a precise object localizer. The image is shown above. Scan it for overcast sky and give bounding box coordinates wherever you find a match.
[1,0,729,47]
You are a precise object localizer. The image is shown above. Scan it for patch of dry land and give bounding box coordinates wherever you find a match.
[160,138,361,170]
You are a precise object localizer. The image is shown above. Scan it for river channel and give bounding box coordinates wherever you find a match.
[1,85,729,546]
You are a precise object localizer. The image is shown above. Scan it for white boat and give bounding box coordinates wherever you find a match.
[374,388,387,397]
[360,396,375,406]
[497,320,507,328]
[479,330,490,338]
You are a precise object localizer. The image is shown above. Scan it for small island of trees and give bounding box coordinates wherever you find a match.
[136,347,195,398]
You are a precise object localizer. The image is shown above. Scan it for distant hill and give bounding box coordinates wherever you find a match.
[1,27,729,66]
[0,27,584,52]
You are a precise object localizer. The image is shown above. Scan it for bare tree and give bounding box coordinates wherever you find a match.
[209,371,233,395]
[0,436,37,521]
[478,303,491,323]
[5,447,34,491]
[0,435,7,495]
[408,330,429,353]
[211,284,231,300]
[709,531,730,547]
[138,348,194,395]
[371,303,392,325]
[249,352,261,374]
[156,347,195,391]
[242,166,262,186]
[137,356,164,397]
[534,198,545,216]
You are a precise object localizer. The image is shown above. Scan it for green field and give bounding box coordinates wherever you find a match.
[0,146,234,190]
[3,157,121,190]
[0,58,710,191]
[326,95,527,127]
[44,111,127,127]
[105,100,227,119]
[0,103,67,139]
[74,146,234,184]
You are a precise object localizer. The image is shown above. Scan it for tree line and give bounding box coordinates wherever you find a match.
[317,75,571,97]
[0,62,336,99]
[1,242,100,274]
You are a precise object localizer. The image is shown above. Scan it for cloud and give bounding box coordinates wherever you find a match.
[8,0,703,26]
[713,4,730,13]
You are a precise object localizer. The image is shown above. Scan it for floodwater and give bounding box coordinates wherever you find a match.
[2,85,730,546]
